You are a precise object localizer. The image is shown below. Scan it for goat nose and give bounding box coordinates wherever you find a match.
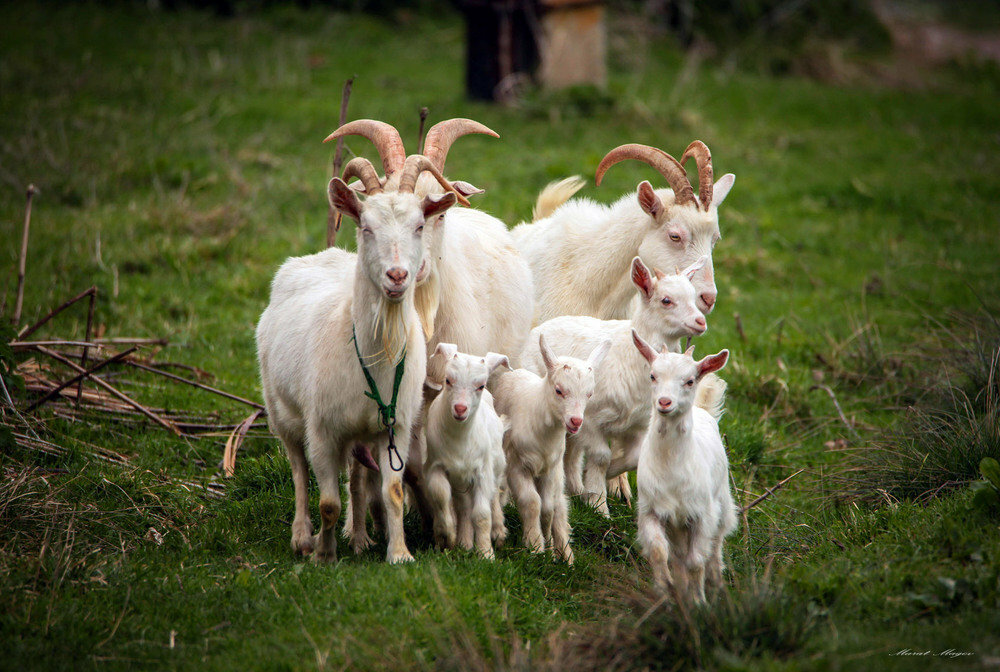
[568,416,583,430]
[386,267,408,284]
[453,404,468,417]
[658,397,672,409]
[694,316,706,329]
[700,292,716,311]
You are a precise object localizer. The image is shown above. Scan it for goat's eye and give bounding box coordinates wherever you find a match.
[661,297,672,306]
[650,374,656,382]
[361,227,373,236]
[555,386,564,397]
[685,379,695,387]
[587,392,593,398]
[668,233,682,243]
[445,378,452,386]
[477,385,485,392]
[416,225,424,233]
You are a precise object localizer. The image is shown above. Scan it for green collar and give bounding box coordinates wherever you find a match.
[351,326,406,471]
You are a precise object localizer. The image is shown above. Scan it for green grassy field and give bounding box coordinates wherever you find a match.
[2,3,999,670]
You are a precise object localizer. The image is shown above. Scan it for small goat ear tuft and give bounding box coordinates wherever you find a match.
[697,349,729,378]
[485,352,510,373]
[452,180,485,197]
[631,256,655,300]
[433,342,459,360]
[683,256,708,280]
[637,181,663,219]
[538,333,558,372]
[329,178,362,221]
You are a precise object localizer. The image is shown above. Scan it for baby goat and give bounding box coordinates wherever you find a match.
[523,256,708,516]
[492,334,611,564]
[423,343,510,559]
[632,333,737,602]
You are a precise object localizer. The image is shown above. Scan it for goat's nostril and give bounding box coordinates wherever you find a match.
[568,416,583,429]
[700,293,716,309]
[658,397,672,408]
[386,267,408,284]
[454,404,468,416]
[695,316,706,328]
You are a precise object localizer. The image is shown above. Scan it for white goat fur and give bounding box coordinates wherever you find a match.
[492,335,611,564]
[423,344,510,559]
[512,173,734,324]
[633,336,737,602]
[522,257,709,516]
[256,179,456,564]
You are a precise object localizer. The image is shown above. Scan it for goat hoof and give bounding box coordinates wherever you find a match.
[291,533,315,556]
[351,533,374,554]
[311,549,337,564]
[387,549,415,564]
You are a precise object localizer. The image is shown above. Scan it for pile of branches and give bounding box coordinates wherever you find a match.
[2,186,266,497]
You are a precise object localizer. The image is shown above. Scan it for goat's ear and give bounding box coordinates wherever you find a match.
[485,352,510,374]
[423,379,443,403]
[696,349,729,379]
[630,256,655,300]
[682,255,709,280]
[588,339,612,371]
[538,333,558,373]
[329,177,362,221]
[631,329,658,365]
[433,342,459,360]
[712,174,735,207]
[422,192,457,220]
[636,181,663,219]
[452,181,485,198]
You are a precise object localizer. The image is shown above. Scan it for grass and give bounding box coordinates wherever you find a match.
[2,2,1000,670]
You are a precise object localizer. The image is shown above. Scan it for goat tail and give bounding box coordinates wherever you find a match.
[695,372,727,420]
[531,176,585,221]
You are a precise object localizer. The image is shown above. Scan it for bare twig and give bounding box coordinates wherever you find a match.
[12,184,38,326]
[327,76,355,248]
[76,288,97,406]
[1,368,41,439]
[27,346,138,412]
[222,408,264,477]
[810,384,862,443]
[123,361,264,410]
[17,286,97,340]
[734,312,747,343]
[11,340,107,350]
[34,346,182,436]
[91,337,169,346]
[417,106,429,154]
[740,468,805,513]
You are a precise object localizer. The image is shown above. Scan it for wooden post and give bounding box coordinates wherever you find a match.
[538,0,607,90]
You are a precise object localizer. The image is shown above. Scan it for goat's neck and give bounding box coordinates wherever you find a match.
[630,307,686,355]
[650,410,694,452]
[587,199,653,320]
[523,375,561,438]
[350,263,416,370]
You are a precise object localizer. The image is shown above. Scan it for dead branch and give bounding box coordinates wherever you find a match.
[222,408,264,477]
[17,286,97,340]
[27,346,138,412]
[810,384,862,443]
[327,76,355,248]
[123,361,264,410]
[34,346,182,436]
[740,468,805,514]
[76,288,97,406]
[12,184,38,326]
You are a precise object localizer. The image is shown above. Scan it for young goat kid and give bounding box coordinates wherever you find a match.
[256,120,460,564]
[492,335,611,564]
[633,334,737,602]
[423,343,510,559]
[523,256,709,516]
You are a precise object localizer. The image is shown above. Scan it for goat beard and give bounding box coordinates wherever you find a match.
[369,297,412,367]
[414,269,440,342]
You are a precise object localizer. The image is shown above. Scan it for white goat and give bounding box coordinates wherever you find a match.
[492,334,611,564]
[256,123,460,564]
[632,333,737,602]
[422,343,510,559]
[522,256,709,516]
[331,120,534,539]
[512,141,735,323]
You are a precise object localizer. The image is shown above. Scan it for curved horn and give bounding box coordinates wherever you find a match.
[341,157,384,195]
[680,141,713,210]
[324,120,406,176]
[398,155,471,206]
[595,143,696,208]
[422,118,500,172]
